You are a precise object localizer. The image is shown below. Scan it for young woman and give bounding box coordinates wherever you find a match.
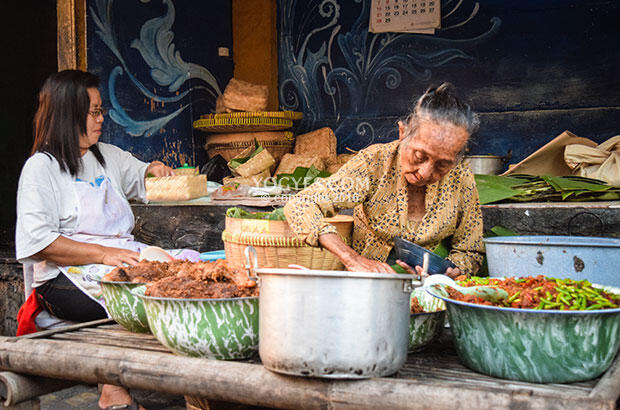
[16,69,174,410]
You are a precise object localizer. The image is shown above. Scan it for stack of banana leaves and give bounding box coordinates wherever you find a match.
[475,174,620,205]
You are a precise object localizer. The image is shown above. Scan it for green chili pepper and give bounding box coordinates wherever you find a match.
[508,291,521,303]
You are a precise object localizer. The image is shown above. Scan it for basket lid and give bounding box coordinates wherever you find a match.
[194,111,302,133]
[200,111,303,120]
[194,117,293,133]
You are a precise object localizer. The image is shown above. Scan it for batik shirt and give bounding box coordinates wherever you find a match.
[283,140,485,275]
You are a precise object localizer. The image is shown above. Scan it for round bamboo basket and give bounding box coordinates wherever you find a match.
[222,214,354,270]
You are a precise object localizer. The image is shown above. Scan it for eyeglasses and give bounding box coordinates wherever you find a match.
[88,108,108,118]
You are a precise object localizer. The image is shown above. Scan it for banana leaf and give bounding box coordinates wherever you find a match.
[541,175,612,193]
[474,174,527,205]
[275,165,331,190]
[475,174,620,204]
[225,207,286,220]
[228,139,264,169]
[489,225,518,237]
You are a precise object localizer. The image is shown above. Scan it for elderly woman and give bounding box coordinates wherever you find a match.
[284,83,484,277]
[16,70,174,410]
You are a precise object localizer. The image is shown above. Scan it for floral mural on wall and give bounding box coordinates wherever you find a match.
[278,0,500,152]
[87,0,232,166]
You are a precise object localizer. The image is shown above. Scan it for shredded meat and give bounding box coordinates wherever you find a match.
[410,296,425,314]
[146,275,258,299]
[103,259,258,299]
[103,261,176,283]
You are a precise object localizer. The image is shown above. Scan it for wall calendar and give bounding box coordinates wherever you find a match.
[369,0,440,34]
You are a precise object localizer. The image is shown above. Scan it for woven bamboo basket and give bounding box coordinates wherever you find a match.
[205,131,294,173]
[222,214,353,270]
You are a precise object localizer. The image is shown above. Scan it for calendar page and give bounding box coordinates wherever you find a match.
[369,0,440,34]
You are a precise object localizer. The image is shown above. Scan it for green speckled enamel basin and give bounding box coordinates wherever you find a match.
[428,286,620,383]
[132,286,258,360]
[409,287,447,352]
[99,280,150,333]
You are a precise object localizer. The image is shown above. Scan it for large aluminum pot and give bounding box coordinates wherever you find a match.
[463,155,506,175]
[245,247,420,379]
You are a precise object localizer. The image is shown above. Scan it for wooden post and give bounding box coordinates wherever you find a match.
[232,0,279,110]
[57,0,87,71]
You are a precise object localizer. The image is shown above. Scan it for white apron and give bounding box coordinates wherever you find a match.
[57,176,147,311]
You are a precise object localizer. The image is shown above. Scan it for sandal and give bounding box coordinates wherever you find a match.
[101,397,140,410]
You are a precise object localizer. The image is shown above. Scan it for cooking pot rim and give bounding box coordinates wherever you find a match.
[255,267,417,281]
[464,155,504,159]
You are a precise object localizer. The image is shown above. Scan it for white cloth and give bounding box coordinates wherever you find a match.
[16,143,149,292]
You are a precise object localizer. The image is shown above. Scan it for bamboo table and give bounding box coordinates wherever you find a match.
[0,319,618,409]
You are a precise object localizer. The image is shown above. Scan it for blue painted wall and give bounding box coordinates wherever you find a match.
[278,0,620,163]
[86,0,233,167]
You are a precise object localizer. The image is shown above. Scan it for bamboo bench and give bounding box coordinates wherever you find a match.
[0,319,618,409]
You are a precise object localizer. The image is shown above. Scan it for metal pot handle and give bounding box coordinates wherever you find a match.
[403,278,423,293]
[244,246,259,282]
[567,211,605,236]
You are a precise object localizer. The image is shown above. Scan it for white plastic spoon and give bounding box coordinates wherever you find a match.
[139,246,175,262]
[422,255,508,303]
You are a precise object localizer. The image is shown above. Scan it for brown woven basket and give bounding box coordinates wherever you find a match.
[222,215,353,270]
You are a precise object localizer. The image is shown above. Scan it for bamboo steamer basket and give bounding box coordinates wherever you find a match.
[222,214,353,270]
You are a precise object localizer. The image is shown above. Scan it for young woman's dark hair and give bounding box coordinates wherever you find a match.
[32,70,106,176]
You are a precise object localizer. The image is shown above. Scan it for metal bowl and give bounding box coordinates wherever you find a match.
[484,235,620,287]
[409,287,447,352]
[428,285,620,383]
[132,286,259,360]
[99,280,150,333]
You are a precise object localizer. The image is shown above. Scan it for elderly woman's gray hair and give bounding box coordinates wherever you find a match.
[403,82,480,138]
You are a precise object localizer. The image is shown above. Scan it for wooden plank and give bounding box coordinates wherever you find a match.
[0,336,614,410]
[589,352,620,403]
[0,337,329,409]
[19,319,114,339]
[327,378,608,410]
[47,334,172,354]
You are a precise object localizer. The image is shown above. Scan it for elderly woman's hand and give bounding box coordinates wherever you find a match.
[146,161,175,177]
[395,259,462,279]
[345,254,395,273]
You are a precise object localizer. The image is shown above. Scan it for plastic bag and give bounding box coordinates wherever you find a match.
[200,155,231,184]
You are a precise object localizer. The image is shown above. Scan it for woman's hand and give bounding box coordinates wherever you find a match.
[100,247,140,267]
[395,259,420,277]
[35,237,140,267]
[345,254,395,273]
[317,233,394,273]
[146,161,175,177]
[445,267,461,279]
[395,259,461,279]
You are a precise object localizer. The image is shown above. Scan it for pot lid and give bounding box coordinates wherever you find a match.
[254,267,417,280]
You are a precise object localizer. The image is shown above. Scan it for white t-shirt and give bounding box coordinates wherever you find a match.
[15,142,149,289]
